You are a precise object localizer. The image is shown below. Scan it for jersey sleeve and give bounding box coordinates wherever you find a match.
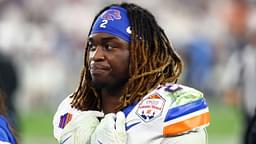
[0,116,16,144]
[53,95,74,141]
[161,84,210,136]
[0,127,11,144]
[161,128,208,144]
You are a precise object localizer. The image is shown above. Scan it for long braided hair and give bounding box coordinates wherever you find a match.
[70,3,183,111]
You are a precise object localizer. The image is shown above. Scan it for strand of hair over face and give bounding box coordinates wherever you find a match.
[70,3,183,112]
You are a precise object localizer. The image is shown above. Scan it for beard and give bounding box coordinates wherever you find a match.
[91,80,107,89]
[91,77,128,91]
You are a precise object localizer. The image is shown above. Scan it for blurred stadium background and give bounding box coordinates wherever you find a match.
[1,0,256,143]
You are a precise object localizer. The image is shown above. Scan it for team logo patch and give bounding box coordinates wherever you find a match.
[101,9,121,21]
[59,112,72,129]
[136,93,165,122]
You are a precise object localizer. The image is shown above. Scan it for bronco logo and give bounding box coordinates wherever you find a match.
[101,9,122,21]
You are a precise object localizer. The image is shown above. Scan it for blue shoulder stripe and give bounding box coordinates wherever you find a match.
[164,98,208,122]
[0,116,16,144]
[0,126,9,142]
[122,102,137,117]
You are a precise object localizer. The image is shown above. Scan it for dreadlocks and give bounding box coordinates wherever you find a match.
[70,3,183,112]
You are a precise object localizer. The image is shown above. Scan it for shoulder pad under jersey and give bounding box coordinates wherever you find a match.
[157,83,210,136]
[158,83,204,107]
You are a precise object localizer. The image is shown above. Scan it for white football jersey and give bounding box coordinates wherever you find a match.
[122,83,210,144]
[53,83,210,143]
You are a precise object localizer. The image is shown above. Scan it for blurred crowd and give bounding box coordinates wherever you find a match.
[0,0,256,142]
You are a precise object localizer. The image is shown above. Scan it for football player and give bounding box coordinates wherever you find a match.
[53,3,210,144]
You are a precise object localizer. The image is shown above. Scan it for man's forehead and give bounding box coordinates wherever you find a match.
[88,33,127,43]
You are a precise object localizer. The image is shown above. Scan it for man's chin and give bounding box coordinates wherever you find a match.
[91,78,128,90]
[91,80,107,89]
[91,80,119,90]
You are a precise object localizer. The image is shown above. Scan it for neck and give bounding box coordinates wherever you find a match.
[101,88,124,114]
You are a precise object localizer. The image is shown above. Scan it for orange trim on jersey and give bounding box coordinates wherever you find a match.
[163,112,210,136]
[65,113,72,126]
[149,94,161,99]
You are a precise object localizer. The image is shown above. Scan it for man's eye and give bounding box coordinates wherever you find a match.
[105,44,113,51]
[88,42,96,51]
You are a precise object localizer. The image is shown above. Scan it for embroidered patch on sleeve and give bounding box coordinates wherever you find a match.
[136,94,165,122]
[58,113,73,129]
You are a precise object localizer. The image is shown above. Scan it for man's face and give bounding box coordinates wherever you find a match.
[88,32,130,89]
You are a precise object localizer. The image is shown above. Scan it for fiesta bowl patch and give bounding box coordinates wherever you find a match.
[136,93,165,122]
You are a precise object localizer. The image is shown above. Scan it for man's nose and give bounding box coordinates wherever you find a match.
[90,46,105,61]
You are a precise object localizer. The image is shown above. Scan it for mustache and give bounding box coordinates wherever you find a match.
[89,62,111,70]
